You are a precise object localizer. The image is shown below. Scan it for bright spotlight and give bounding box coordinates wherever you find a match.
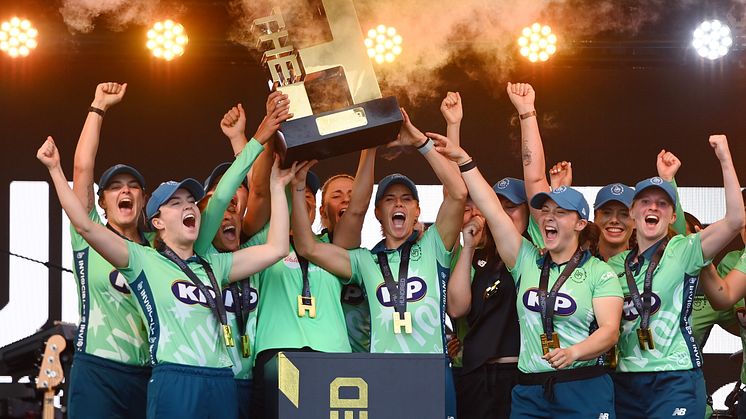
[146,19,188,61]
[364,24,402,64]
[518,23,557,63]
[0,17,38,58]
[692,19,732,60]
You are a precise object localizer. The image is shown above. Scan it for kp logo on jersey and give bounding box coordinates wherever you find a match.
[341,284,366,306]
[522,288,577,315]
[222,287,259,313]
[109,270,131,294]
[622,293,662,321]
[375,277,427,307]
[171,280,217,308]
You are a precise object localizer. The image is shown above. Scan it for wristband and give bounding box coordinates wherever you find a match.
[417,138,434,155]
[88,106,105,117]
[519,110,536,120]
[458,159,477,173]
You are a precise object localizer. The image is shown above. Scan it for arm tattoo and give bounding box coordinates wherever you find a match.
[86,185,94,212]
[521,139,532,167]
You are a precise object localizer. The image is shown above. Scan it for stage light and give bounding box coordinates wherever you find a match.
[364,24,402,64]
[0,17,38,58]
[146,19,188,61]
[518,23,557,63]
[692,19,732,60]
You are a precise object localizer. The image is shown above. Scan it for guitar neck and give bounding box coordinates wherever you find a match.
[42,390,55,419]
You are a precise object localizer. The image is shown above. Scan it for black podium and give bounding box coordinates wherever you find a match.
[264,352,451,419]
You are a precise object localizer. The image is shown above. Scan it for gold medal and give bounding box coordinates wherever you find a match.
[393,311,413,334]
[540,332,560,355]
[297,295,316,318]
[222,324,235,347]
[241,335,251,358]
[637,328,655,350]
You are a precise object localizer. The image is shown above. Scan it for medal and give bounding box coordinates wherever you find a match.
[540,332,560,355]
[393,311,413,334]
[241,335,251,358]
[297,295,317,318]
[222,324,235,347]
[637,328,655,350]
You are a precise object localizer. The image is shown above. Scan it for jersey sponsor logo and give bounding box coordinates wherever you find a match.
[222,287,259,313]
[171,280,218,308]
[672,408,687,416]
[341,284,365,306]
[622,293,662,321]
[522,287,577,316]
[108,269,131,294]
[375,277,427,307]
[599,414,610,419]
[283,252,301,269]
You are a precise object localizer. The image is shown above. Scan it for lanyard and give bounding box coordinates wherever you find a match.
[229,279,252,336]
[159,245,233,346]
[624,239,668,331]
[376,241,415,315]
[106,223,148,246]
[538,248,584,338]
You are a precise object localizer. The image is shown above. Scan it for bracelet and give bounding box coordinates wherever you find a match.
[417,138,434,155]
[88,106,105,117]
[519,110,536,120]
[458,159,477,173]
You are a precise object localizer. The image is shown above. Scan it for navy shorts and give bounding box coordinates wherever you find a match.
[614,368,705,419]
[510,374,615,419]
[147,363,237,419]
[236,378,252,419]
[67,352,150,419]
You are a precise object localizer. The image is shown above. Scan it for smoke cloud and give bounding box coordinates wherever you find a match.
[59,0,183,33]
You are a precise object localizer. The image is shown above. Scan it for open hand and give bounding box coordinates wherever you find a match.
[429,132,470,164]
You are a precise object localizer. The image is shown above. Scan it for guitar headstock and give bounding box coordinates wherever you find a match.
[36,334,66,391]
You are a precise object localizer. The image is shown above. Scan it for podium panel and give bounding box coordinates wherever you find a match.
[265,352,449,419]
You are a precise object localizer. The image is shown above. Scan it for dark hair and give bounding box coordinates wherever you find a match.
[684,212,704,235]
[580,221,600,255]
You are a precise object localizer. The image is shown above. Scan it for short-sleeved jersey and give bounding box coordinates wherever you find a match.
[248,226,351,355]
[509,238,622,373]
[607,234,710,373]
[721,249,746,382]
[119,241,234,368]
[70,208,150,366]
[347,226,452,354]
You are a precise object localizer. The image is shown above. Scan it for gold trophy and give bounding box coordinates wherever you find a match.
[252,0,402,166]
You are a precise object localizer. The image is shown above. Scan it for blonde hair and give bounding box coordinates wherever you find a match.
[320,174,354,207]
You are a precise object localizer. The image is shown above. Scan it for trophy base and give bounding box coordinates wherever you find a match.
[275,96,402,168]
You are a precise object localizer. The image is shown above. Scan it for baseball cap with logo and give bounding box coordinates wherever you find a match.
[594,183,635,210]
[375,173,419,204]
[530,186,590,220]
[146,179,205,226]
[492,177,527,204]
[97,164,146,196]
[633,177,676,205]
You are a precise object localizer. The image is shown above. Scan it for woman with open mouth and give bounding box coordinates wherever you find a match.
[37,135,297,419]
[608,134,745,419]
[432,82,624,419]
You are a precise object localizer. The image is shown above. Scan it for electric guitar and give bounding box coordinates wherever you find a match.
[35,334,66,419]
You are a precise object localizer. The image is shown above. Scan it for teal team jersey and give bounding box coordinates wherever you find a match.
[248,225,351,355]
[607,233,710,373]
[722,249,746,382]
[347,226,452,354]
[509,238,622,373]
[70,208,150,366]
[341,283,371,352]
[120,241,234,368]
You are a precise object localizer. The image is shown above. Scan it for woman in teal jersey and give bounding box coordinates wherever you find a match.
[607,134,744,419]
[68,82,152,419]
[432,82,624,419]
[38,136,298,419]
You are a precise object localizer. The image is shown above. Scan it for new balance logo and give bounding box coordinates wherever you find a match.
[598,414,609,419]
[672,408,687,416]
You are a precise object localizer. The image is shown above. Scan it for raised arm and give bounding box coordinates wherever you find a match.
[698,263,746,310]
[432,135,523,267]
[440,91,462,145]
[229,156,294,281]
[545,296,622,368]
[446,215,484,318]
[290,161,353,279]
[72,82,127,213]
[698,135,745,260]
[332,147,376,249]
[507,82,550,222]
[243,91,290,237]
[655,149,686,235]
[39,137,129,267]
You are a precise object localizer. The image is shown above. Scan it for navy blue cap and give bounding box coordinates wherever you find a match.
[97,164,146,196]
[306,171,321,195]
[530,186,590,220]
[492,177,527,204]
[375,173,419,204]
[146,179,206,225]
[203,162,248,193]
[594,183,635,210]
[633,177,676,204]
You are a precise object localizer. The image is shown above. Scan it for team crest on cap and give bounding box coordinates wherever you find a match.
[497,179,510,189]
[553,186,567,194]
[610,184,624,195]
[651,177,663,185]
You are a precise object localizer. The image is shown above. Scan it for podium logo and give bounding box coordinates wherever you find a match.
[330,377,368,419]
[622,293,661,321]
[375,277,427,307]
[522,288,577,316]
